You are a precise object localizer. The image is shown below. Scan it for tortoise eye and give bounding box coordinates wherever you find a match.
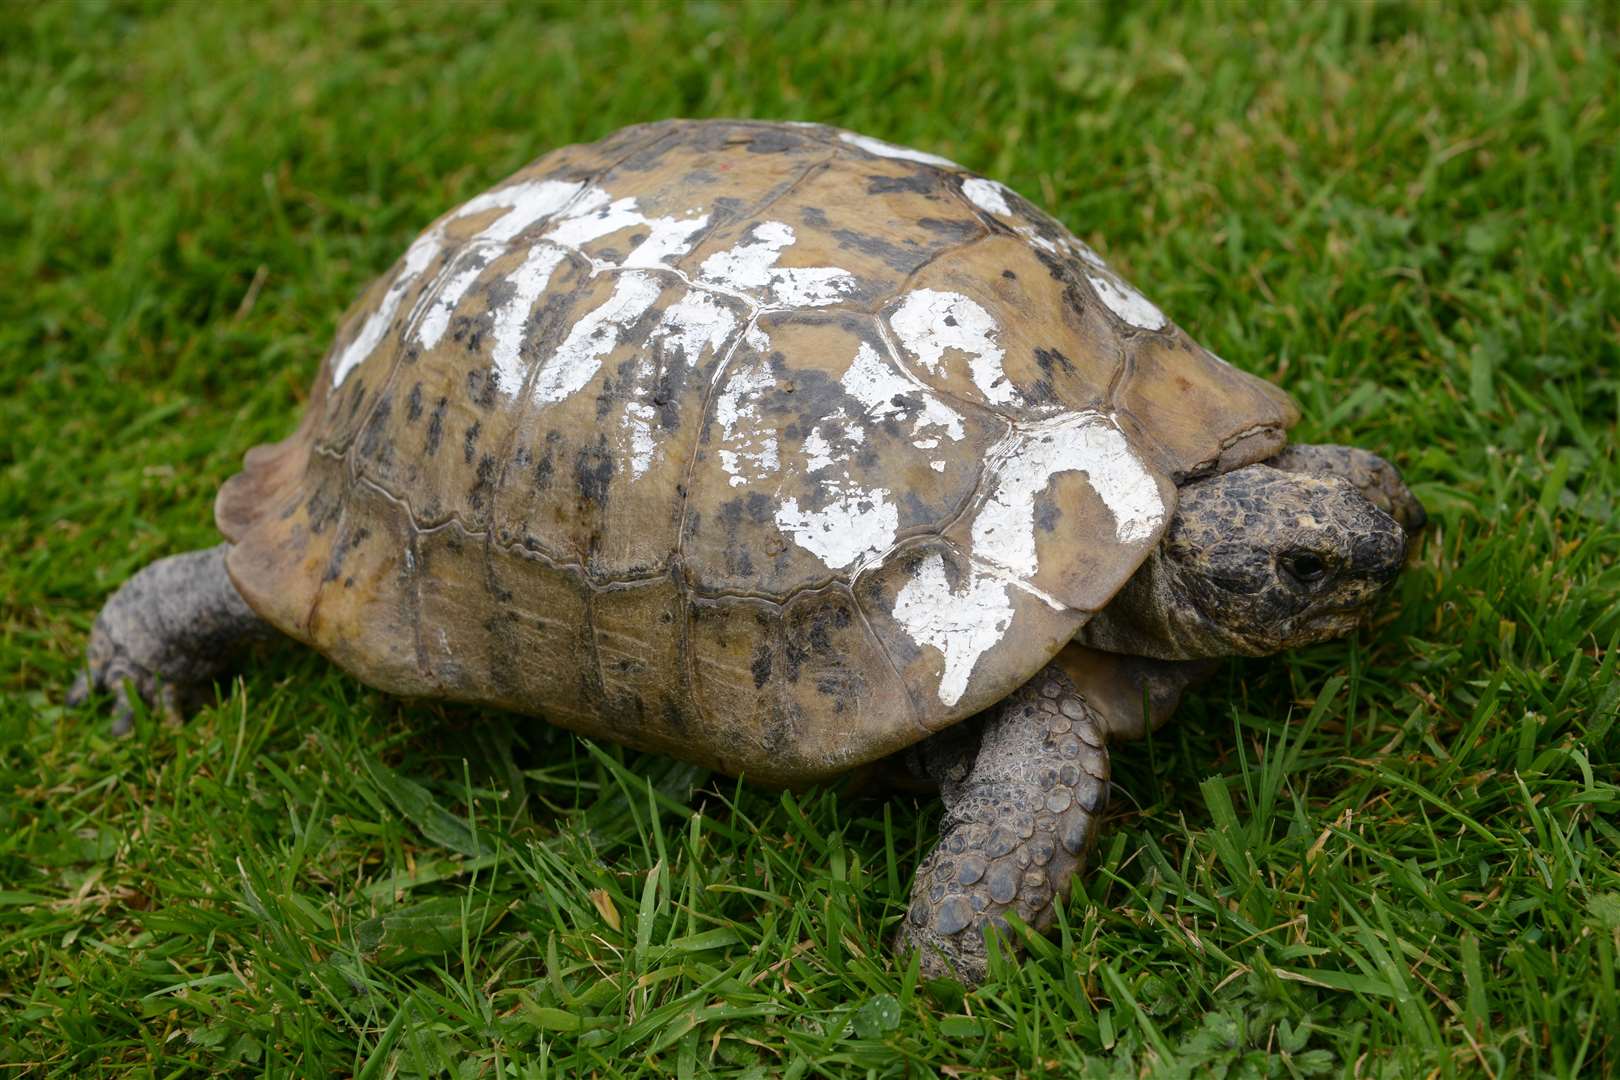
[1281,551,1329,585]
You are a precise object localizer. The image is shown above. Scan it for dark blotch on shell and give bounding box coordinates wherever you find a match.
[574,439,615,505]
[425,397,447,456]
[866,172,938,196]
[749,645,773,689]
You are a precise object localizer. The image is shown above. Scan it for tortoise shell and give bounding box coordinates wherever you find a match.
[216,120,1297,785]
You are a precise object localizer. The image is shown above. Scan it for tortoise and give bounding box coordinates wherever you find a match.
[71,119,1425,983]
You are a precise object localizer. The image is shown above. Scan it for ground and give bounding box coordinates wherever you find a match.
[2,2,1618,1076]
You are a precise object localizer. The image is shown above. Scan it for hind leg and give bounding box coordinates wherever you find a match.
[68,543,270,733]
[895,663,1110,984]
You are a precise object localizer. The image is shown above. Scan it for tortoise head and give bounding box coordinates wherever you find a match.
[1078,463,1418,660]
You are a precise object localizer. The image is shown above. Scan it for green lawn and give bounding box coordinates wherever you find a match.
[3,1,1618,1075]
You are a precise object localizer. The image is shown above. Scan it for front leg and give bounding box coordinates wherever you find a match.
[895,664,1109,984]
[1055,644,1217,742]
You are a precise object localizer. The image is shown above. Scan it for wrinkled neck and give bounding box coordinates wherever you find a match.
[1075,549,1266,660]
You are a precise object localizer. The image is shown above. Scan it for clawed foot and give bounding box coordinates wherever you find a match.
[67,614,205,734]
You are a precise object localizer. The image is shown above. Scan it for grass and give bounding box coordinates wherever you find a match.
[2,0,1617,1075]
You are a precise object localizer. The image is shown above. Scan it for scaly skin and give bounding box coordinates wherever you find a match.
[1077,464,1409,661]
[1267,443,1428,534]
[68,543,269,733]
[895,663,1109,983]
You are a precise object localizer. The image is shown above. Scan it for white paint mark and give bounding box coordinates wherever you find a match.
[622,213,713,269]
[800,407,868,474]
[961,177,1013,216]
[1023,231,1061,256]
[841,340,965,444]
[971,412,1164,581]
[714,360,768,431]
[774,479,898,571]
[888,289,1017,406]
[531,271,662,404]
[621,290,741,479]
[803,428,834,473]
[333,179,587,388]
[1083,268,1168,331]
[838,132,959,170]
[489,244,570,396]
[698,221,858,308]
[893,551,1015,707]
[1065,236,1169,329]
[331,231,443,387]
[715,359,779,487]
[1035,228,1170,330]
[415,255,489,351]
[544,191,709,269]
[457,179,589,244]
[1069,239,1106,270]
[647,289,737,363]
[624,402,660,480]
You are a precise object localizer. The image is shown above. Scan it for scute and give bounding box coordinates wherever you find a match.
[682,309,1004,596]
[218,119,1299,784]
[486,268,750,579]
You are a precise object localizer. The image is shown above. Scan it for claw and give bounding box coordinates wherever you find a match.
[110,697,135,737]
[66,662,145,736]
[66,671,91,708]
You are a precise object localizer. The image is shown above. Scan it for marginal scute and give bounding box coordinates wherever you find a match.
[476,542,597,727]
[231,461,427,700]
[857,538,1085,719]
[1116,329,1299,480]
[590,578,687,744]
[217,119,1300,785]
[684,585,921,784]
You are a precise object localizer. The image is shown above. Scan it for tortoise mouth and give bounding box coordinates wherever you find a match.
[1179,576,1386,657]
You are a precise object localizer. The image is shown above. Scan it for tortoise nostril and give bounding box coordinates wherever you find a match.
[1350,532,1405,583]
